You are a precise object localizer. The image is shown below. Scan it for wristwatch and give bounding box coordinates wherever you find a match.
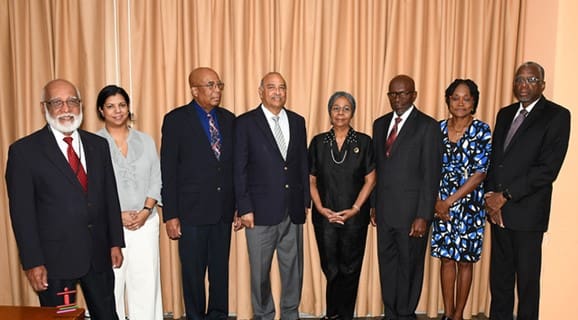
[502,189,512,201]
[143,206,153,212]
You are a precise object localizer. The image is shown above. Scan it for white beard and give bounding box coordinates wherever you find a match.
[44,107,83,134]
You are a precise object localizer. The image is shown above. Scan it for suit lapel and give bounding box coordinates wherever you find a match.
[286,109,298,157]
[186,102,216,159]
[40,126,85,191]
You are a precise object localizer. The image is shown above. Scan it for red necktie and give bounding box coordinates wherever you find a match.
[385,117,402,157]
[63,137,88,192]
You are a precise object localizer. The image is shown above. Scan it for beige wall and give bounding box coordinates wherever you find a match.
[525,0,578,318]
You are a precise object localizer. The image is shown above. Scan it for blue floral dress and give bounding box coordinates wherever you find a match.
[430,119,492,262]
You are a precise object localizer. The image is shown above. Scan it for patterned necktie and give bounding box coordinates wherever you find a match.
[385,116,402,157]
[207,113,221,160]
[63,137,88,192]
[272,116,287,160]
[503,108,528,150]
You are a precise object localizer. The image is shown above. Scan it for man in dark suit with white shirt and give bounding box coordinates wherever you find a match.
[485,61,571,320]
[371,75,442,320]
[234,72,310,320]
[161,67,238,320]
[5,79,125,319]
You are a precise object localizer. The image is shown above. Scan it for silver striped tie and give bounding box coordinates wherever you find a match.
[272,116,287,160]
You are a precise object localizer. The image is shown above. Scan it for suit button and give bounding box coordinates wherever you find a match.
[497,184,503,189]
[285,184,289,189]
[87,224,93,229]
[284,166,288,171]
[217,186,221,191]
[498,164,503,168]
[217,166,222,172]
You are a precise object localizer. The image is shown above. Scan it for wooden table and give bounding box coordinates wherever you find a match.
[0,305,85,319]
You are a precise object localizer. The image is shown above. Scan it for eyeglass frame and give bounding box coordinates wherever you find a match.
[191,81,225,90]
[387,90,416,99]
[513,76,543,85]
[42,97,82,110]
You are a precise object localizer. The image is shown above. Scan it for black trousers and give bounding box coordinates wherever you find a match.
[490,225,544,320]
[376,224,428,320]
[179,219,232,320]
[314,221,368,320]
[38,266,118,320]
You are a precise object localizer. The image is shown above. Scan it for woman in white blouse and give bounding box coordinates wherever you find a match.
[96,85,163,320]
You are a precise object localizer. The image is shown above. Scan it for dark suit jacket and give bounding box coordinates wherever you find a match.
[5,126,125,279]
[485,96,570,231]
[160,101,236,226]
[372,107,443,228]
[234,106,310,226]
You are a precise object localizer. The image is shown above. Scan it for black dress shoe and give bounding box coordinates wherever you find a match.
[440,316,452,320]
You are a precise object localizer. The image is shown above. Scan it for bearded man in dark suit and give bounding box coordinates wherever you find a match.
[485,61,571,320]
[6,79,125,319]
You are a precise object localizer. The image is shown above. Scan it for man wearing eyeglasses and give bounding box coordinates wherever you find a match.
[5,79,125,319]
[160,67,239,320]
[371,75,442,320]
[485,61,571,320]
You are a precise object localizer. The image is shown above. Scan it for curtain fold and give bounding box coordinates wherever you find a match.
[0,0,525,319]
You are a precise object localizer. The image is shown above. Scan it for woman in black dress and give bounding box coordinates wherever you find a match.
[309,91,376,320]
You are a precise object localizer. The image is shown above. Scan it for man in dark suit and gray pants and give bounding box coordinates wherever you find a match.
[485,61,571,320]
[371,75,442,320]
[6,79,125,319]
[161,68,238,320]
[234,72,310,320]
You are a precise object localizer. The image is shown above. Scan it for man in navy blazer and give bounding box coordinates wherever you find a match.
[234,72,309,320]
[371,75,442,320]
[161,68,237,320]
[5,79,125,319]
[485,62,571,320]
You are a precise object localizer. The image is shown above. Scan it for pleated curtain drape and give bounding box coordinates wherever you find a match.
[0,0,525,319]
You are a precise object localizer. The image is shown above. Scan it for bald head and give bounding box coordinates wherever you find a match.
[188,67,223,111]
[42,79,80,102]
[259,72,287,114]
[387,75,417,116]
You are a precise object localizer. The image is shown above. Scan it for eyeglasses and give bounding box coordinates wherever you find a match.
[192,81,225,90]
[514,76,542,85]
[43,97,82,110]
[387,91,415,99]
[330,105,352,113]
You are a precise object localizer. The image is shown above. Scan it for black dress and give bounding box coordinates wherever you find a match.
[308,128,375,320]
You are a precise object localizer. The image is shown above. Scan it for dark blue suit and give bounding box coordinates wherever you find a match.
[234,106,309,224]
[6,126,124,318]
[234,105,309,320]
[160,101,236,320]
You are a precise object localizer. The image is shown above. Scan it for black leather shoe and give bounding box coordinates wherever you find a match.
[440,316,453,320]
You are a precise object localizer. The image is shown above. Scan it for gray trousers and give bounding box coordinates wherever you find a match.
[245,214,303,320]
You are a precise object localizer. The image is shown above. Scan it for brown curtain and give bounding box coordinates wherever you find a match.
[0,0,526,319]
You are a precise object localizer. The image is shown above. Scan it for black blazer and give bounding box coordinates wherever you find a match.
[234,106,310,226]
[372,107,443,228]
[160,101,236,226]
[486,96,571,231]
[5,126,125,279]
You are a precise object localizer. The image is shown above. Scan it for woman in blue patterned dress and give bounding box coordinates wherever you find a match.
[430,79,491,320]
